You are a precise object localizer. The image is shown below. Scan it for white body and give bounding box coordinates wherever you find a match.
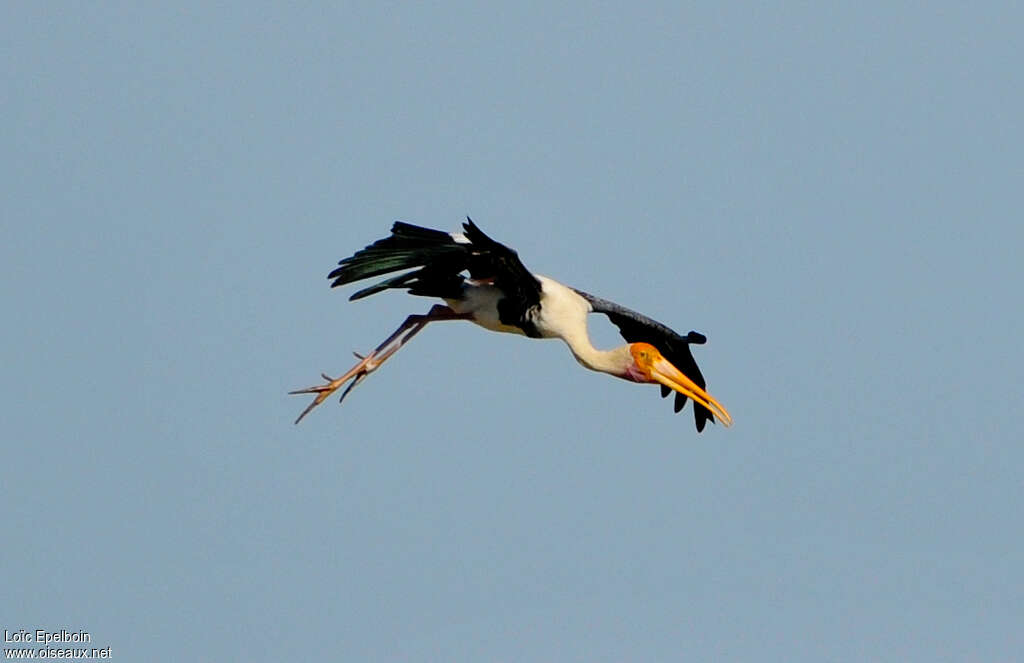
[446,275,630,375]
[445,275,586,336]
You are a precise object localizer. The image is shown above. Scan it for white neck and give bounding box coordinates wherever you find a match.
[532,275,632,377]
[560,327,631,377]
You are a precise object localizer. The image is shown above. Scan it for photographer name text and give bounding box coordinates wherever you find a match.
[5,629,91,644]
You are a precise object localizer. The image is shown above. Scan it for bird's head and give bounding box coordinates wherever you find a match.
[626,342,733,427]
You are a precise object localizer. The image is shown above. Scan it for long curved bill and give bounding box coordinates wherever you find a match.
[650,357,733,427]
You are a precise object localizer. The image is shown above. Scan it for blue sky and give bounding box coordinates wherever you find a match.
[3,3,1022,661]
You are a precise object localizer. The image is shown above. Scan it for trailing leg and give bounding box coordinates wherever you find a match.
[290,305,470,423]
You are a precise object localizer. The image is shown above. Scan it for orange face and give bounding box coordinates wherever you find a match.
[629,343,733,427]
[628,342,661,373]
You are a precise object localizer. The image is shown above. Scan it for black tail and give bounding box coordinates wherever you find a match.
[328,222,468,300]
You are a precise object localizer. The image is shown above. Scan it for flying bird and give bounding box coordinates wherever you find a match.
[292,219,732,431]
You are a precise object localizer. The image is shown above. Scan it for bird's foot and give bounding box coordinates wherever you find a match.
[290,350,384,424]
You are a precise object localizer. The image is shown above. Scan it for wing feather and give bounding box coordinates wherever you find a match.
[460,218,543,335]
[574,289,715,431]
[327,218,543,334]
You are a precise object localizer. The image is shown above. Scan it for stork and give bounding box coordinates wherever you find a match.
[292,219,732,431]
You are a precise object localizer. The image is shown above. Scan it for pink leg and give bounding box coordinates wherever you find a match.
[291,305,471,423]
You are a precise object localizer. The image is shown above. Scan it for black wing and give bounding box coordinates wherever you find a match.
[459,219,544,335]
[574,289,716,431]
[327,218,543,335]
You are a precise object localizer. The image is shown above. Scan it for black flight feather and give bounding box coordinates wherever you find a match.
[573,289,716,431]
[326,219,543,335]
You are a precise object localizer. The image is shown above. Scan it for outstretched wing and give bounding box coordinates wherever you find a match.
[459,218,544,335]
[574,289,716,431]
[327,218,543,334]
